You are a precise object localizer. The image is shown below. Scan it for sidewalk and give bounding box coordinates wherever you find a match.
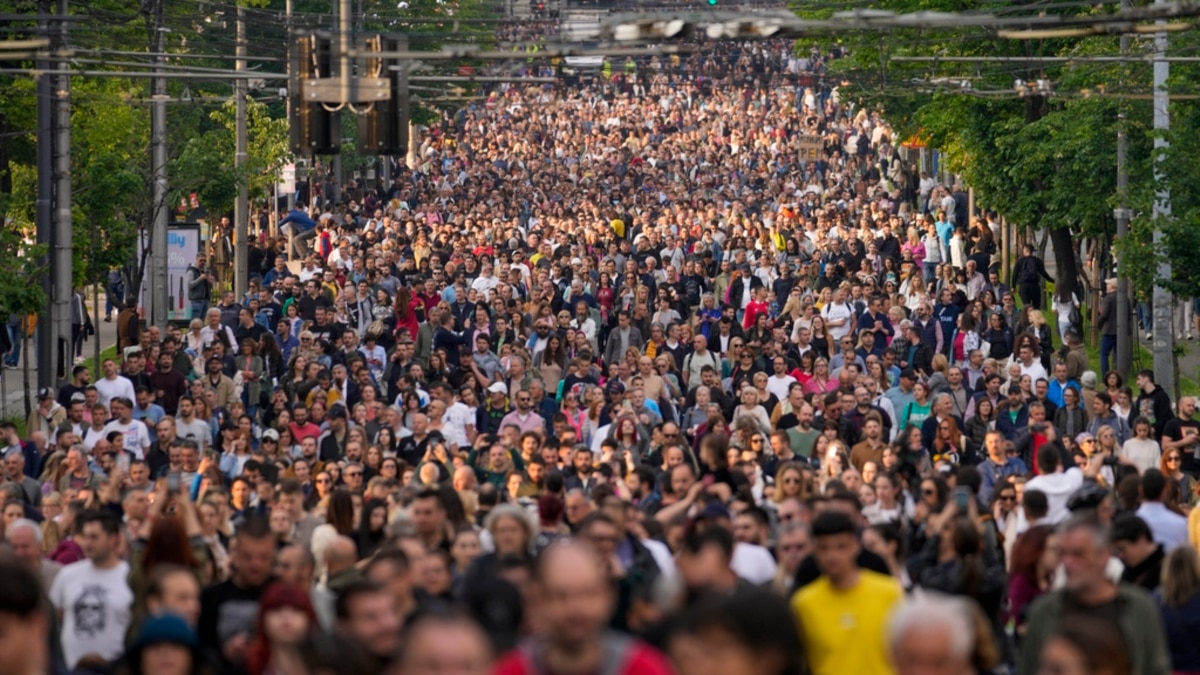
[0,290,119,421]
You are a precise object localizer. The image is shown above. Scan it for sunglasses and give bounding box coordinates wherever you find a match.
[999,494,1016,501]
[315,478,331,484]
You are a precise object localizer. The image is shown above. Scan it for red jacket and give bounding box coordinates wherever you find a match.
[494,635,673,675]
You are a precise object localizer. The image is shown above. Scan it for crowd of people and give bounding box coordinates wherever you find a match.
[4,23,1200,675]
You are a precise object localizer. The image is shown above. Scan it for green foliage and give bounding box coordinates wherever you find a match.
[0,218,48,318]
[170,97,292,218]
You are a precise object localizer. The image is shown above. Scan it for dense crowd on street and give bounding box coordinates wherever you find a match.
[4,22,1200,675]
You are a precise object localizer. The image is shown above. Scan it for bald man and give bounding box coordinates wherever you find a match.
[324,536,362,594]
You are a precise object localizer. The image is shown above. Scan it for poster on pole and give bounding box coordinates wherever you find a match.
[138,223,203,323]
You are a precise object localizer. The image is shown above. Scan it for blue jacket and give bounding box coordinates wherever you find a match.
[279,209,317,233]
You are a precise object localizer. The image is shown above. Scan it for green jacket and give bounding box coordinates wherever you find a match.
[1019,584,1170,675]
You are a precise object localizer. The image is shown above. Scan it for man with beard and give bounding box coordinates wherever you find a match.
[199,517,277,673]
[494,541,672,675]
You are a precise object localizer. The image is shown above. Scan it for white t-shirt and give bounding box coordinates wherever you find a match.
[104,419,151,459]
[93,376,136,407]
[175,417,212,452]
[766,374,798,403]
[1120,438,1162,475]
[442,402,476,450]
[821,302,854,341]
[49,559,133,669]
[732,542,777,585]
[1024,468,1084,524]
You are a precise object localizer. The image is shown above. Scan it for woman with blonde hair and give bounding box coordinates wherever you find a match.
[901,274,927,312]
[1025,308,1055,371]
[772,462,808,505]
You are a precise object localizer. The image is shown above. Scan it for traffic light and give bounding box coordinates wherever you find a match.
[357,35,410,156]
[290,32,341,156]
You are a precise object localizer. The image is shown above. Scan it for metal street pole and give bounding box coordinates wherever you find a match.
[285,0,296,213]
[234,4,249,299]
[150,0,169,329]
[52,0,72,382]
[1115,0,1132,378]
[35,0,53,388]
[1152,0,1176,396]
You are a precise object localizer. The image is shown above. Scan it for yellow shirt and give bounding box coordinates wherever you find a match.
[791,570,902,675]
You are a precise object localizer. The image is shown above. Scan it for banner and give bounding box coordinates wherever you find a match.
[138,223,203,323]
[798,135,823,161]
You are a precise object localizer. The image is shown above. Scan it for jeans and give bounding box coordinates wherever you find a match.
[1100,334,1116,375]
[190,301,209,322]
[290,228,317,260]
[923,262,938,284]
[105,282,123,317]
[4,324,19,365]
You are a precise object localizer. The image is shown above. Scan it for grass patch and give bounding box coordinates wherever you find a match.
[1042,301,1200,396]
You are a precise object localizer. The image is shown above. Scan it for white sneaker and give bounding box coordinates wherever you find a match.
[1146,332,1154,339]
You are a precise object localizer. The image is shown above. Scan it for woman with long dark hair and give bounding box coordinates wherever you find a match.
[310,488,355,583]
[354,498,389,559]
[1006,524,1059,635]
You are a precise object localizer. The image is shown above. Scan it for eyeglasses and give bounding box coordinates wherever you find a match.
[346,471,362,477]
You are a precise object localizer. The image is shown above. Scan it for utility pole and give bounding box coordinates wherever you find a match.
[234,3,249,299]
[35,0,53,388]
[329,0,347,206]
[51,0,72,382]
[1152,0,1176,396]
[150,0,169,329]
[1114,0,1132,378]
[286,0,295,213]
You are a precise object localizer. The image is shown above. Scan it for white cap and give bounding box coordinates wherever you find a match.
[487,382,508,395]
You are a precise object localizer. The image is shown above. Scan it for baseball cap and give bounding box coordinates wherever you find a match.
[487,382,508,395]
[37,387,53,401]
[327,404,348,419]
[262,428,280,442]
[899,369,917,381]
[123,345,142,358]
[1074,432,1095,445]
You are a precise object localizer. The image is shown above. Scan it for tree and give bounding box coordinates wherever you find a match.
[788,2,1161,303]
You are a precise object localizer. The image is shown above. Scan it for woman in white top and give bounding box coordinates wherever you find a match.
[1119,416,1162,474]
[730,386,772,437]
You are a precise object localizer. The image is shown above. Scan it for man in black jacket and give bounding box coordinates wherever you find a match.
[899,323,934,377]
[1010,244,1055,310]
